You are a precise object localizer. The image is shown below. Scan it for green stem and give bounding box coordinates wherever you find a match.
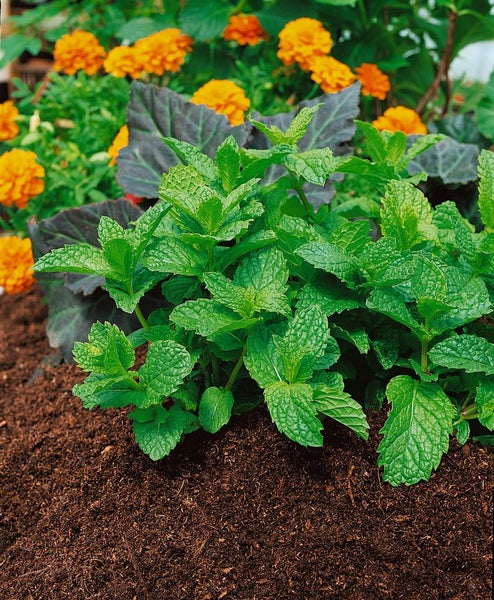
[288,171,313,215]
[420,336,429,373]
[461,404,479,420]
[225,345,247,392]
[232,0,248,14]
[134,303,150,331]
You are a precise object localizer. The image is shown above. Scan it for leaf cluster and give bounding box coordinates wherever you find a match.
[33,109,494,485]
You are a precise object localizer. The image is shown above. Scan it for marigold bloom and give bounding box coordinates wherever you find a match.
[354,63,390,101]
[190,79,250,126]
[108,125,129,166]
[0,236,35,295]
[103,46,144,79]
[133,29,193,76]
[0,149,45,209]
[277,17,332,71]
[309,56,356,94]
[372,106,427,135]
[0,101,20,141]
[53,30,107,75]
[223,14,268,46]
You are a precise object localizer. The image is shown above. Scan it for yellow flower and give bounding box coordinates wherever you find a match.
[108,125,129,166]
[0,236,35,295]
[53,30,107,75]
[308,56,356,94]
[0,101,20,141]
[277,17,332,71]
[0,149,45,209]
[372,106,427,135]
[355,63,391,100]
[223,14,268,46]
[133,29,193,76]
[103,46,144,79]
[190,79,250,126]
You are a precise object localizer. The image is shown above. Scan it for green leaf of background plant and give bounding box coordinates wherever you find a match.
[378,376,453,486]
[429,335,494,375]
[265,381,323,447]
[198,387,234,433]
[179,0,231,40]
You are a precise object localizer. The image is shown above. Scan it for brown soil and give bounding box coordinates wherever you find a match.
[1,284,492,600]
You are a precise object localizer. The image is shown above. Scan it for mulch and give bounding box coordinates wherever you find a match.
[0,284,492,599]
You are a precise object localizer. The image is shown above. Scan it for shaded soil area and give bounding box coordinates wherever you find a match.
[0,284,492,599]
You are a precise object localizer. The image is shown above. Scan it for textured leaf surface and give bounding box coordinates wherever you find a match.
[366,289,422,336]
[131,405,187,460]
[378,376,453,486]
[296,242,359,286]
[73,321,134,374]
[118,83,249,198]
[312,383,369,439]
[203,272,255,318]
[380,181,437,250]
[478,149,494,230]
[244,326,284,388]
[429,335,494,375]
[198,387,234,433]
[297,278,360,315]
[143,236,208,277]
[265,381,323,447]
[170,299,249,338]
[475,379,494,430]
[138,340,193,407]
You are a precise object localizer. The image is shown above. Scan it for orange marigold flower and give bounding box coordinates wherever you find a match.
[103,46,144,79]
[223,14,268,46]
[0,236,35,295]
[277,17,332,71]
[0,100,20,141]
[372,106,427,135]
[308,56,356,94]
[354,63,390,100]
[190,79,250,126]
[53,30,107,75]
[108,125,129,166]
[133,29,193,76]
[0,149,45,209]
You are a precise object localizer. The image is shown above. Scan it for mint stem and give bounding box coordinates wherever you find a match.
[225,346,247,392]
[135,304,150,331]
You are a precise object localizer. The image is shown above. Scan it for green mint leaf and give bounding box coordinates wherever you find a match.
[381,181,437,250]
[312,383,369,440]
[33,243,112,277]
[222,178,260,213]
[478,149,494,230]
[74,373,143,410]
[97,216,126,247]
[429,335,494,375]
[161,275,201,305]
[384,131,408,167]
[249,117,287,146]
[296,241,359,287]
[297,277,360,316]
[198,387,234,433]
[131,404,187,460]
[475,379,494,430]
[455,419,470,446]
[355,120,388,163]
[162,137,218,181]
[378,375,454,486]
[284,104,321,145]
[283,148,337,185]
[234,248,290,316]
[138,340,193,407]
[73,321,135,375]
[143,236,208,277]
[265,381,323,447]
[329,219,371,256]
[102,238,135,281]
[331,325,369,354]
[402,133,446,166]
[216,230,277,271]
[411,255,447,302]
[216,136,241,193]
[366,288,422,337]
[273,305,328,384]
[244,325,284,388]
[170,299,251,338]
[203,272,255,318]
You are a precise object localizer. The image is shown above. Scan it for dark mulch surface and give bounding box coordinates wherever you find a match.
[0,284,492,599]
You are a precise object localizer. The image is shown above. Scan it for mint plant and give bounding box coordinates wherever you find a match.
[33,110,494,485]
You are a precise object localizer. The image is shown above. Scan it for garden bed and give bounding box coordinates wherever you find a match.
[0,283,492,599]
